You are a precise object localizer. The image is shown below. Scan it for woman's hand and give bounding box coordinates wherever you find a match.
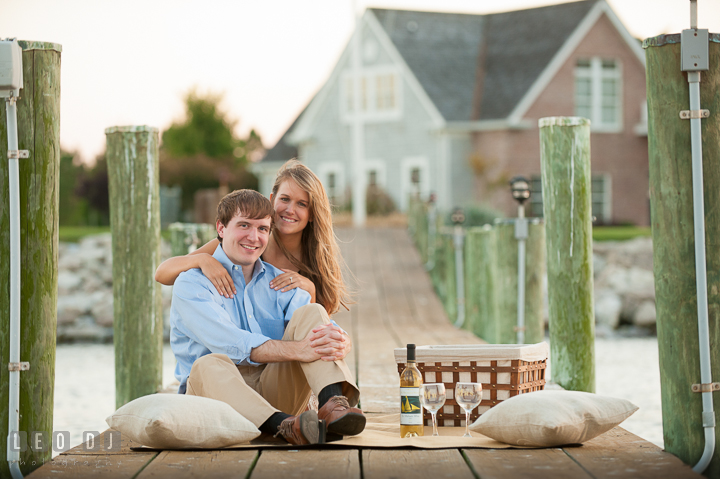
[198,254,236,298]
[269,269,317,302]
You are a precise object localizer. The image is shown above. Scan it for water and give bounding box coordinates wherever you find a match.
[51,337,664,452]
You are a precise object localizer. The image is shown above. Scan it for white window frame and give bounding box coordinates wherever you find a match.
[574,57,623,133]
[400,157,430,211]
[340,65,403,123]
[317,162,346,207]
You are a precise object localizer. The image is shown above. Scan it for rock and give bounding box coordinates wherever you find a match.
[91,293,114,328]
[634,300,657,327]
[595,291,622,329]
[57,315,113,342]
[57,271,82,294]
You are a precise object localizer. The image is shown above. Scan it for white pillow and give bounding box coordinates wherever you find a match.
[469,390,638,447]
[106,394,260,449]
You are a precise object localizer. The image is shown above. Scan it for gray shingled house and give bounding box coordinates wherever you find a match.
[252,0,649,225]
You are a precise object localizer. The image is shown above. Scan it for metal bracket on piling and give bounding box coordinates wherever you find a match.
[692,382,720,393]
[680,110,710,119]
[7,150,29,159]
[513,326,526,332]
[8,362,29,372]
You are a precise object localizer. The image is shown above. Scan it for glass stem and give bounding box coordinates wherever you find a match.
[432,411,438,436]
[465,410,470,436]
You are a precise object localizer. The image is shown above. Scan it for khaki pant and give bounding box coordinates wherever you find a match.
[185,303,359,427]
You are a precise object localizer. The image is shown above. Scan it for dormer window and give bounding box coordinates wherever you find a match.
[341,67,402,122]
[574,57,622,132]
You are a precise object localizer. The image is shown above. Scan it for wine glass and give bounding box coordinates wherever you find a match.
[420,383,446,436]
[455,382,482,438]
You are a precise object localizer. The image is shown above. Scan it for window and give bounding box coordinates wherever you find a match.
[368,170,377,187]
[574,58,622,131]
[341,68,401,121]
[530,174,612,224]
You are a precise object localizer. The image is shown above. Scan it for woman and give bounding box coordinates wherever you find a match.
[155,159,350,314]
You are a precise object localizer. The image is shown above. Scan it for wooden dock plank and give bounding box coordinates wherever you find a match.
[362,449,475,479]
[63,429,142,455]
[563,427,700,478]
[464,448,592,479]
[25,453,157,478]
[137,450,257,478]
[250,450,360,479]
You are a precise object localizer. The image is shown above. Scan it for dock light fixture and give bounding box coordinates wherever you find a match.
[451,207,466,328]
[509,176,530,345]
[510,176,531,205]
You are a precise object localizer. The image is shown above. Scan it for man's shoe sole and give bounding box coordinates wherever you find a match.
[298,411,321,445]
[326,412,366,437]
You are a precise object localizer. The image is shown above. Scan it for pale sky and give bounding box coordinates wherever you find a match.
[2,0,719,163]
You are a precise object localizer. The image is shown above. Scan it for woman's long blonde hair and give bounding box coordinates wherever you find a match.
[271,159,351,314]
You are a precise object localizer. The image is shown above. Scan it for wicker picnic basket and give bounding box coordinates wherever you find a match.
[394,343,548,427]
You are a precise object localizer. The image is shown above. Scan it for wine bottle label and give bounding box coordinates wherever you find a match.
[400,387,422,425]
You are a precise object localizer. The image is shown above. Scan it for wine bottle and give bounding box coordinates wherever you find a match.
[400,343,424,437]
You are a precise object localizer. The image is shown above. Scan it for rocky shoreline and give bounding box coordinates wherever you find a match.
[55,233,656,342]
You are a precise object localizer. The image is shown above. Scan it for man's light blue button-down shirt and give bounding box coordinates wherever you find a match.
[170,244,311,393]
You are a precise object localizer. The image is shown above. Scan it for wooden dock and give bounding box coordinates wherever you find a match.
[28,227,699,478]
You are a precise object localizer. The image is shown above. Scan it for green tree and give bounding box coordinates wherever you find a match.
[58,149,89,226]
[160,90,262,211]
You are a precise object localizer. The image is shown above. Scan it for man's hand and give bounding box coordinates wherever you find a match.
[308,323,351,361]
[248,323,352,364]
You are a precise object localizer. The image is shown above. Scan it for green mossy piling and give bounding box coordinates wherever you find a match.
[539,116,595,393]
[645,34,720,476]
[106,126,163,408]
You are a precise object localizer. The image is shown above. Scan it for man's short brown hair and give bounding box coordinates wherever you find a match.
[216,189,273,227]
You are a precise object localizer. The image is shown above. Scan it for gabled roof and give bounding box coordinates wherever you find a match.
[478,0,598,120]
[371,9,485,122]
[262,0,641,160]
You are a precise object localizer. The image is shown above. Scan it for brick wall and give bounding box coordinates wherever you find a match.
[472,13,649,225]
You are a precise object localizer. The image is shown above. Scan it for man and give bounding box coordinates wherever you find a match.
[170,189,365,445]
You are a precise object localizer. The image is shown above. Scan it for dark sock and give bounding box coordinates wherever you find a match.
[260,412,292,435]
[319,382,344,407]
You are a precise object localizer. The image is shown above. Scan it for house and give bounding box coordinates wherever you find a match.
[252,0,649,225]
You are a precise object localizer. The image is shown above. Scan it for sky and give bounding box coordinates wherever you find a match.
[2,0,719,163]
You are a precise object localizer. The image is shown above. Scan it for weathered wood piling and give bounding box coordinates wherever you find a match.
[539,116,595,393]
[494,221,546,344]
[106,126,163,408]
[644,34,720,476]
[0,41,61,477]
[464,225,498,341]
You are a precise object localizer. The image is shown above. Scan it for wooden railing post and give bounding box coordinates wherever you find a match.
[169,223,218,257]
[0,40,61,477]
[106,126,163,408]
[464,225,498,341]
[539,117,595,392]
[494,220,546,344]
[644,34,720,476]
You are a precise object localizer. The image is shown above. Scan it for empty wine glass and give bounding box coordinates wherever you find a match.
[455,382,482,438]
[420,383,446,436]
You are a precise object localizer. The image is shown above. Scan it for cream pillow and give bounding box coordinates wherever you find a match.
[106,394,260,449]
[469,390,638,447]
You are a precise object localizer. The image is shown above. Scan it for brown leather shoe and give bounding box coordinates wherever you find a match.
[274,411,320,445]
[317,396,366,437]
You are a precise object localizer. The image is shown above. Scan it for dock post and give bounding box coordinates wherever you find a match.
[169,223,218,256]
[539,117,595,392]
[464,225,498,341]
[644,34,720,476]
[106,126,163,408]
[494,220,546,344]
[0,41,61,477]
